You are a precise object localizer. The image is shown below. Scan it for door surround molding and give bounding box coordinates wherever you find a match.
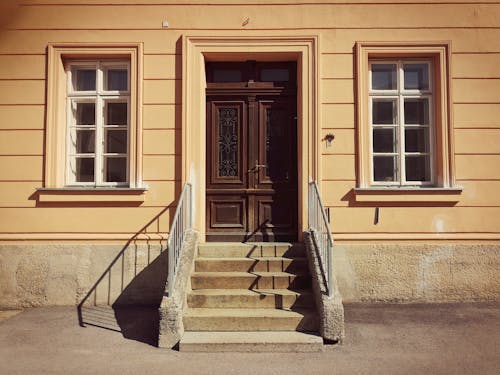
[182,35,320,241]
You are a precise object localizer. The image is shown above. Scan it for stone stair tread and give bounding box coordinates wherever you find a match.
[192,271,309,277]
[196,256,307,261]
[189,288,312,296]
[198,242,303,247]
[182,242,320,345]
[195,257,309,272]
[198,243,305,257]
[180,331,323,352]
[184,307,317,318]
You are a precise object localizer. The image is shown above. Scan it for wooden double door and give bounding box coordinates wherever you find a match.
[205,62,298,242]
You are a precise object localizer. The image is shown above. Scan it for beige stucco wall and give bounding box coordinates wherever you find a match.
[1,0,499,242]
[0,0,499,306]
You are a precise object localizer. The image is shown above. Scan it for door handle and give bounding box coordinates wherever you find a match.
[247,161,266,173]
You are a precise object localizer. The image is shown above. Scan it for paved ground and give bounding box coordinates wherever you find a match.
[0,303,499,375]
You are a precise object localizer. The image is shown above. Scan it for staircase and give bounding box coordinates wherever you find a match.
[179,242,323,352]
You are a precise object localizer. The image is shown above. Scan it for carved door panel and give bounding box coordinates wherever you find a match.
[206,99,248,234]
[251,98,297,237]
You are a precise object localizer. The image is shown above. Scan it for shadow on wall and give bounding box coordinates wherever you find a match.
[76,36,187,347]
[77,204,175,347]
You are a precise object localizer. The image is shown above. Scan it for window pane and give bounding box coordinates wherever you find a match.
[75,103,95,125]
[261,69,289,82]
[105,157,127,182]
[405,155,430,181]
[373,128,396,153]
[404,63,429,90]
[373,156,397,182]
[75,157,94,182]
[74,69,96,91]
[75,130,95,153]
[405,127,429,153]
[106,102,128,125]
[372,99,397,124]
[404,99,429,124]
[107,69,128,91]
[371,64,397,90]
[105,129,127,153]
[212,69,242,82]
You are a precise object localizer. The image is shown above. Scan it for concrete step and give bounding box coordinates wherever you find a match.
[191,271,311,290]
[198,242,305,258]
[195,257,309,273]
[183,308,319,332]
[187,289,314,309]
[179,331,323,352]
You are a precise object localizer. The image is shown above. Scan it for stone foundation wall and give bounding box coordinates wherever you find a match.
[334,244,500,303]
[1,243,499,308]
[0,243,168,309]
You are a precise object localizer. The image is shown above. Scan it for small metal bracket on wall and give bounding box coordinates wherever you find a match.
[324,133,335,148]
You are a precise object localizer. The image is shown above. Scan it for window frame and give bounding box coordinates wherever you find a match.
[41,43,144,203]
[66,60,131,187]
[368,58,435,187]
[354,42,461,203]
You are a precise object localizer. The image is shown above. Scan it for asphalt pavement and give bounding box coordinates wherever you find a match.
[0,303,499,375]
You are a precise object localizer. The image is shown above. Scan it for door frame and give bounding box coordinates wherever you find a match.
[182,35,320,242]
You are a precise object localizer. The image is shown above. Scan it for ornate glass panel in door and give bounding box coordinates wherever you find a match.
[208,101,246,186]
[218,107,239,177]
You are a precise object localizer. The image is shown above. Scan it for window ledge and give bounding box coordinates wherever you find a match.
[36,187,147,203]
[353,187,462,203]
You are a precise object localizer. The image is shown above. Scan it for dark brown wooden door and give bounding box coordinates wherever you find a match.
[206,62,297,242]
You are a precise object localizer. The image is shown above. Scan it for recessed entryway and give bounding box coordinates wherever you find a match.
[182,36,319,242]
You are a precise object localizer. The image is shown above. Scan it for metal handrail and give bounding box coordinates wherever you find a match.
[308,181,334,297]
[166,182,193,297]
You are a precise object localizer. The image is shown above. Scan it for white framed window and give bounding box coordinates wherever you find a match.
[369,59,434,186]
[66,60,130,186]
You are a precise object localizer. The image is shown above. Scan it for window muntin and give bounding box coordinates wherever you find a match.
[66,61,130,186]
[369,59,434,186]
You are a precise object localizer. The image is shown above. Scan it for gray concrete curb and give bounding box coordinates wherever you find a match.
[304,231,345,343]
[158,229,199,348]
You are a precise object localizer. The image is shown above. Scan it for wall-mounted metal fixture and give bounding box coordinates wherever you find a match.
[162,20,169,28]
[324,133,335,148]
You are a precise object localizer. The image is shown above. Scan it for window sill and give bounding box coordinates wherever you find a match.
[36,187,147,203]
[353,187,462,203]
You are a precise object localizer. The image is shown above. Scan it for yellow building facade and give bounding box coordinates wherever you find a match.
[0,0,499,308]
